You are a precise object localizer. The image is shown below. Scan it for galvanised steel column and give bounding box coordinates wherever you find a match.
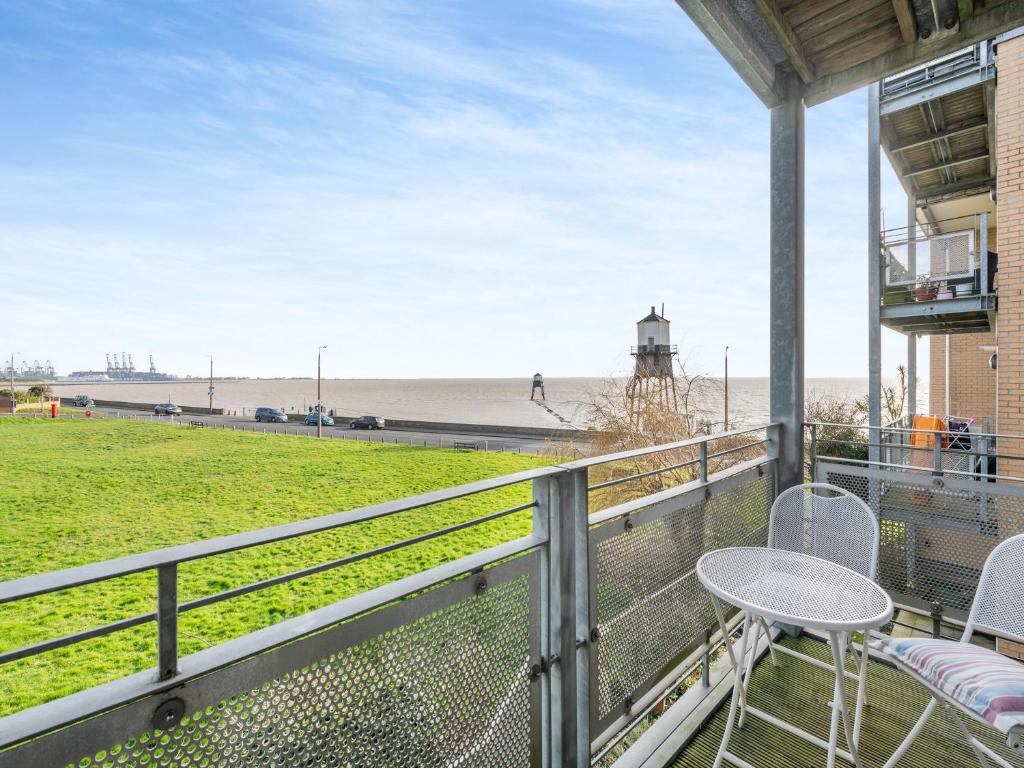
[908,195,917,422]
[868,82,882,463]
[770,73,805,491]
[908,334,917,420]
[534,466,590,767]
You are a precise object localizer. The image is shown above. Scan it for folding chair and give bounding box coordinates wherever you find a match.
[743,484,879,745]
[877,533,1024,768]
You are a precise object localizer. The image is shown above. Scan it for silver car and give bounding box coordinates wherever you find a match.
[154,403,183,416]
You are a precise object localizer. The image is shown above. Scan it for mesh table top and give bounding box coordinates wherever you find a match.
[697,547,893,632]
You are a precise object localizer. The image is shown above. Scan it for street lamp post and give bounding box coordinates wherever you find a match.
[207,356,214,414]
[8,353,15,415]
[724,346,730,431]
[316,346,327,438]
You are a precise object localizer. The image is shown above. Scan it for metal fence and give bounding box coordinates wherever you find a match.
[0,425,776,768]
[809,422,1024,623]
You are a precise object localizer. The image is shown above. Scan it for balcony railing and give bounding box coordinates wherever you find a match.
[879,213,995,335]
[880,40,994,108]
[882,215,992,295]
[631,344,678,355]
[0,426,775,768]
[807,421,1024,622]
[5,420,1023,767]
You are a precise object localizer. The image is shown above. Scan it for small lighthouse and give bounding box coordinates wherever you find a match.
[626,305,679,423]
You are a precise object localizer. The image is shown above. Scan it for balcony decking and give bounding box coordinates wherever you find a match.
[672,635,1019,768]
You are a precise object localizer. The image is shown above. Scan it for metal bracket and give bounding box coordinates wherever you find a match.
[624,694,634,713]
[590,626,601,643]
[474,574,488,594]
[528,654,559,681]
[624,516,634,532]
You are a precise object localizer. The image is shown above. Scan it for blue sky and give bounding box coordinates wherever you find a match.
[0,0,914,380]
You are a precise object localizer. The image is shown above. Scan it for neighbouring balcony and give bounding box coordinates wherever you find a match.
[0,424,1022,768]
[880,214,995,336]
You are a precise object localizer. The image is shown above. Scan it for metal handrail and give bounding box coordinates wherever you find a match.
[564,424,771,470]
[813,453,1024,485]
[0,500,537,667]
[806,421,1012,441]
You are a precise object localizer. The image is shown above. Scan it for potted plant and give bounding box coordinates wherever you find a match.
[914,280,937,302]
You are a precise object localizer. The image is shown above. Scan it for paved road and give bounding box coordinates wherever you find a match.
[89,405,563,455]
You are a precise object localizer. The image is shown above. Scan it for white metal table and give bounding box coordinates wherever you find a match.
[697,546,894,768]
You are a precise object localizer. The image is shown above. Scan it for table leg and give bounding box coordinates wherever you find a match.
[712,592,738,670]
[829,630,861,768]
[713,605,751,768]
[852,634,869,749]
[738,618,762,729]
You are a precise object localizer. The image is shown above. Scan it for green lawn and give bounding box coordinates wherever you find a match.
[0,418,548,715]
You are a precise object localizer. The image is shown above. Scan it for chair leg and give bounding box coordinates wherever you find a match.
[713,613,752,768]
[760,617,778,667]
[943,703,1001,768]
[847,637,870,708]
[829,631,860,767]
[882,698,938,768]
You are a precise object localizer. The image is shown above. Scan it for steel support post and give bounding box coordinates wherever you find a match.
[534,467,590,767]
[907,194,917,423]
[156,564,178,681]
[770,74,805,491]
[908,334,917,421]
[868,81,882,465]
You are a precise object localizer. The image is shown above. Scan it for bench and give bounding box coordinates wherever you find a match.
[188,420,207,428]
[453,441,479,451]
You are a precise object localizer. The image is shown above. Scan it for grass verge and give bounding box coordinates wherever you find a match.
[0,417,548,715]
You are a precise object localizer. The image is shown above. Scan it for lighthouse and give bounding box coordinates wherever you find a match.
[626,305,680,423]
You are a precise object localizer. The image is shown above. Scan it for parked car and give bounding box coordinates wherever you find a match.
[350,415,385,430]
[254,407,287,423]
[304,412,334,426]
[155,403,183,416]
[72,395,95,408]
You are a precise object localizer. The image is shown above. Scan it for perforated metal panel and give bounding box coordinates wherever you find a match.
[884,229,975,286]
[816,462,1024,617]
[6,555,540,768]
[588,466,773,734]
[930,231,974,278]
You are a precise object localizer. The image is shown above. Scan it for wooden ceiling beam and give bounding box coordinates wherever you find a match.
[673,0,786,106]
[804,0,1024,106]
[892,0,918,43]
[749,0,815,82]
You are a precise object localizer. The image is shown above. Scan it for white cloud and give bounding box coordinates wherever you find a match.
[0,0,916,383]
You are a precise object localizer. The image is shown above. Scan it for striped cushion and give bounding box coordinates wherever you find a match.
[882,638,1024,735]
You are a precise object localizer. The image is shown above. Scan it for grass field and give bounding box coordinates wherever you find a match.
[0,418,548,715]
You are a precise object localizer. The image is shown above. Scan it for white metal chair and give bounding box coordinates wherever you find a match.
[740,483,880,744]
[768,482,879,579]
[878,533,1024,768]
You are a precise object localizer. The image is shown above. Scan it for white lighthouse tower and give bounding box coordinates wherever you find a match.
[626,305,679,423]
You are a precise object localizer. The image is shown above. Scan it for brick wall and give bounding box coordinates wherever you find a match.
[997,35,1024,478]
[928,331,996,424]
